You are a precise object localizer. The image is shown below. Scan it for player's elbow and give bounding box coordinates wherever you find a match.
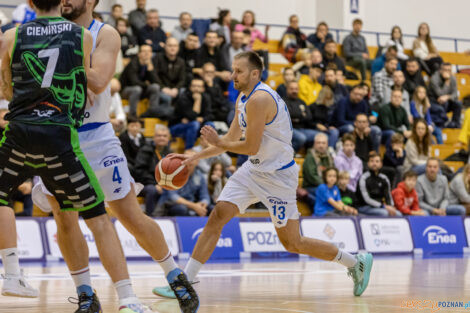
[88,82,107,95]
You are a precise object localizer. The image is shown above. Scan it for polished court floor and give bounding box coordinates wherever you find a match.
[0,256,469,313]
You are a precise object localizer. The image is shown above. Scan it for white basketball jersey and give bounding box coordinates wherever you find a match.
[83,19,112,125]
[237,82,294,172]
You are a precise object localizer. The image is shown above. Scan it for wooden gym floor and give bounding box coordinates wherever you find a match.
[0,256,469,313]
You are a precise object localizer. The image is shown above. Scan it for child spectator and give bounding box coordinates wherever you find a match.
[383,133,406,187]
[334,134,363,191]
[337,171,359,209]
[207,161,228,209]
[410,86,442,144]
[392,171,427,216]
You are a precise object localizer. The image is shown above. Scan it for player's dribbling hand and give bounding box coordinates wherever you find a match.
[167,153,197,166]
[200,125,220,147]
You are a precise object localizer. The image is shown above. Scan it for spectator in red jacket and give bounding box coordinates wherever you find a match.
[391,170,427,216]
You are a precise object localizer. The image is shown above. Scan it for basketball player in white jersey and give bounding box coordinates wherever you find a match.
[154,51,373,299]
[29,1,199,312]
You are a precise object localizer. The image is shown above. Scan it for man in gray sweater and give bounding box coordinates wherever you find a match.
[416,158,466,215]
[342,19,372,80]
[428,62,462,128]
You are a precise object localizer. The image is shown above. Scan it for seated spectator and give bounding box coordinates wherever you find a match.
[370,57,398,106]
[209,9,232,45]
[235,10,269,50]
[410,86,443,144]
[342,19,372,80]
[11,179,33,217]
[371,45,401,76]
[403,58,425,96]
[170,78,213,150]
[134,124,172,216]
[322,39,346,73]
[109,78,126,133]
[179,32,200,82]
[280,15,307,62]
[334,134,363,191]
[158,150,211,216]
[201,63,231,123]
[128,0,147,35]
[310,86,339,148]
[353,113,375,165]
[120,45,170,118]
[382,71,410,116]
[193,137,234,178]
[137,9,167,54]
[357,152,401,216]
[106,4,123,28]
[207,161,228,209]
[221,31,246,69]
[378,88,411,145]
[294,49,324,75]
[276,67,296,99]
[194,31,231,82]
[119,117,145,178]
[314,168,357,217]
[392,170,427,216]
[403,118,431,175]
[386,26,409,63]
[382,133,406,187]
[459,108,470,152]
[323,67,349,103]
[449,164,470,215]
[298,65,323,105]
[338,171,359,208]
[307,22,333,51]
[417,158,466,216]
[428,62,462,128]
[92,11,103,23]
[172,12,193,43]
[116,18,138,57]
[153,37,186,106]
[412,23,443,75]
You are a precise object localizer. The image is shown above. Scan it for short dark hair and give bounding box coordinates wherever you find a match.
[442,62,452,68]
[351,84,363,92]
[403,170,418,180]
[234,51,264,77]
[322,167,338,183]
[127,116,142,125]
[426,157,440,166]
[368,151,381,162]
[391,132,404,144]
[32,0,61,11]
[407,57,419,64]
[217,9,230,25]
[353,18,363,25]
[387,45,398,53]
[188,32,198,38]
[116,17,129,27]
[324,38,336,46]
[205,30,218,37]
[94,0,100,8]
[342,133,356,144]
[385,56,398,63]
[112,4,122,10]
[92,11,103,21]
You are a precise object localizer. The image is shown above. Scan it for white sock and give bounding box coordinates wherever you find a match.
[155,251,178,276]
[0,248,21,276]
[184,258,203,282]
[333,249,357,268]
[70,267,92,288]
[114,279,136,301]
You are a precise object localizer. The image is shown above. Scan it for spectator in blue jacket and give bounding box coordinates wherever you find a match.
[307,22,333,51]
[410,86,443,144]
[371,46,401,75]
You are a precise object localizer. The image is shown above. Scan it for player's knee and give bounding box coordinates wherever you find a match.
[84,214,113,234]
[279,236,301,254]
[206,204,231,230]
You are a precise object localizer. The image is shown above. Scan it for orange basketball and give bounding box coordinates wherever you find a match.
[155,156,189,190]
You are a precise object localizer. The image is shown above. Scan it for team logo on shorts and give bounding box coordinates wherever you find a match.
[100,155,125,168]
[267,196,288,205]
[249,158,260,165]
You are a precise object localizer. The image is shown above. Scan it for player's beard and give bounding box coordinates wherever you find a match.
[62,0,87,21]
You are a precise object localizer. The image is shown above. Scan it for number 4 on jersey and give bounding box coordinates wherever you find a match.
[113,166,122,184]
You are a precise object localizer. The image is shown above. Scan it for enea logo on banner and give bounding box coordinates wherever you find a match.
[176,217,243,259]
[239,222,286,252]
[300,219,359,253]
[409,216,467,254]
[360,218,413,253]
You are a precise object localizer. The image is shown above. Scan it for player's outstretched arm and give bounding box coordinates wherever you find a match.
[0,28,16,101]
[86,25,120,94]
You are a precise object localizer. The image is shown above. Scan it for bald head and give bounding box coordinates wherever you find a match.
[165,37,180,58]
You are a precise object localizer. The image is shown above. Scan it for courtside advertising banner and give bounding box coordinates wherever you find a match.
[16,219,44,260]
[301,218,359,253]
[409,216,467,254]
[360,218,413,253]
[176,217,243,259]
[239,221,287,252]
[114,219,179,257]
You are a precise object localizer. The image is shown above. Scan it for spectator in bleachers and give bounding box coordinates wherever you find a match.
[210,9,232,45]
[294,49,325,75]
[342,18,372,80]
[386,26,409,63]
[298,65,323,105]
[172,12,193,43]
[116,18,138,57]
[383,133,406,187]
[221,31,246,69]
[410,86,443,144]
[106,4,123,28]
[322,39,346,73]
[338,171,359,209]
[234,10,269,50]
[378,88,411,145]
[284,81,316,151]
[412,23,443,75]
[334,134,363,191]
[307,22,333,52]
[134,124,172,216]
[323,67,349,103]
[403,118,431,175]
[128,0,147,35]
[382,71,411,118]
[353,113,375,165]
[357,152,401,216]
[11,179,33,217]
[403,58,426,96]
[360,82,371,107]
[207,161,228,209]
[109,79,126,133]
[392,170,427,216]
[449,164,470,215]
[280,15,307,63]
[370,57,398,106]
[276,67,296,99]
[428,62,462,128]
[179,33,200,82]
[193,137,234,179]
[92,12,104,23]
[153,37,186,107]
[195,31,231,82]
[137,9,167,54]
[120,45,164,118]
[201,63,231,123]
[159,150,211,216]
[371,45,400,76]
[170,77,213,150]
[417,157,466,216]
[311,87,339,148]
[119,117,145,178]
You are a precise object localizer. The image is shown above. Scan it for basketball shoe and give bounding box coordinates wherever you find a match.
[69,291,102,313]
[1,273,39,298]
[118,296,153,313]
[167,269,199,313]
[347,253,373,296]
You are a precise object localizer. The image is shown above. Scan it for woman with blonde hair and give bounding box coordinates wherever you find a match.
[449,164,470,215]
[310,86,339,147]
[412,22,443,74]
[410,85,442,143]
